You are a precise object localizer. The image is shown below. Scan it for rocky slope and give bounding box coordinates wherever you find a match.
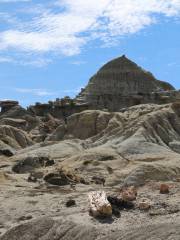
[0,102,180,239]
[0,56,180,239]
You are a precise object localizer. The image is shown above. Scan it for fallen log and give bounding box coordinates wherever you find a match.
[88,191,112,218]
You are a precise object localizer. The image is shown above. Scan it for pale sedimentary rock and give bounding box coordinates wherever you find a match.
[138,198,152,210]
[88,191,112,217]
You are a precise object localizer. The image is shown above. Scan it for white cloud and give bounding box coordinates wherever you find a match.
[70,60,86,65]
[0,54,51,66]
[0,0,180,62]
[0,56,14,63]
[14,86,83,97]
[0,0,30,2]
[18,58,52,67]
[168,62,180,67]
[15,88,56,96]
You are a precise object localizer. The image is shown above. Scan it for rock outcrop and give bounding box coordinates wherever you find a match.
[0,56,180,240]
[0,100,19,113]
[76,55,179,111]
[10,103,180,187]
[0,125,33,150]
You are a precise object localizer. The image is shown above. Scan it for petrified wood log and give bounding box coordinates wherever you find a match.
[88,191,112,217]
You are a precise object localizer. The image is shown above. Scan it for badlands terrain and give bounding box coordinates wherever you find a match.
[0,56,180,239]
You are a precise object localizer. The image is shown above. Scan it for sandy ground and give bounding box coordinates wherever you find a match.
[0,162,180,238]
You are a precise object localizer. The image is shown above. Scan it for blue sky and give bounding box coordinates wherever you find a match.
[0,0,180,107]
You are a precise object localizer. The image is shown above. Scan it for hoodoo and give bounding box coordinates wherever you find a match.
[0,100,19,113]
[76,55,177,111]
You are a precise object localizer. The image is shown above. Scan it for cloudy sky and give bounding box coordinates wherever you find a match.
[0,0,180,106]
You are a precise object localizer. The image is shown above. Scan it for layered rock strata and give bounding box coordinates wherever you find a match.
[76,55,178,111]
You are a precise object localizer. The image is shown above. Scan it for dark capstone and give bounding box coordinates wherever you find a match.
[27,174,37,183]
[45,159,55,167]
[44,172,70,186]
[91,176,105,186]
[80,178,89,185]
[12,156,54,174]
[112,205,121,218]
[12,156,45,174]
[0,149,14,157]
[122,200,135,210]
[66,199,76,207]
[107,196,123,208]
[107,195,135,211]
[17,215,33,222]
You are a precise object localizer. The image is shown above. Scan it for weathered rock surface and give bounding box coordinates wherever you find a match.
[88,191,112,217]
[9,103,180,187]
[0,125,33,149]
[0,118,27,130]
[0,100,19,114]
[12,156,48,174]
[102,220,180,240]
[1,56,180,239]
[76,55,177,111]
[1,216,180,240]
[0,142,15,157]
[0,217,98,240]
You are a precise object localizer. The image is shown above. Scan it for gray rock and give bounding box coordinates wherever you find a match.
[12,156,46,173]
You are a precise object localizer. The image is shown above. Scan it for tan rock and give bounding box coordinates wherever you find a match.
[0,125,33,149]
[160,184,169,194]
[138,199,151,210]
[88,191,112,217]
[121,186,137,202]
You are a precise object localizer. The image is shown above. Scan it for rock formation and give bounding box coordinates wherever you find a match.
[0,100,19,113]
[0,55,180,240]
[76,55,179,111]
[21,55,180,116]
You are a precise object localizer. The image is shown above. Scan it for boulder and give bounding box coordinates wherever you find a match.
[0,125,33,149]
[0,140,15,157]
[12,156,48,173]
[44,168,84,186]
[88,191,112,218]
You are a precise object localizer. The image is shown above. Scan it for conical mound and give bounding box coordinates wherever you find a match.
[76,55,175,110]
[85,55,174,95]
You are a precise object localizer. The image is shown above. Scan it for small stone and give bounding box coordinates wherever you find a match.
[91,176,105,186]
[112,205,121,218]
[138,199,151,210]
[121,186,137,201]
[27,173,37,183]
[176,178,180,182]
[0,149,14,157]
[107,195,135,210]
[160,184,169,194]
[18,215,33,221]
[45,159,55,167]
[66,199,76,207]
